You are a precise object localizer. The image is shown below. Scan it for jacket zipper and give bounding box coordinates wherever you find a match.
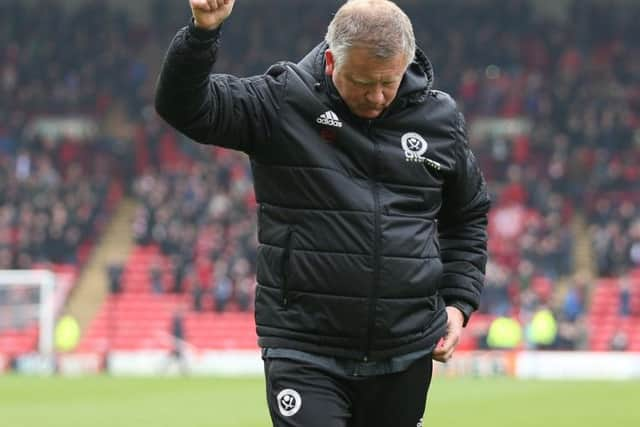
[364,121,381,362]
[281,227,294,308]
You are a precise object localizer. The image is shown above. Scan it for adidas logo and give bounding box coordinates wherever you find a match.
[316,110,343,128]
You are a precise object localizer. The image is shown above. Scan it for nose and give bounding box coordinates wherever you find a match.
[365,86,385,105]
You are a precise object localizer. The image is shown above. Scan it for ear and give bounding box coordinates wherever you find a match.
[325,50,335,76]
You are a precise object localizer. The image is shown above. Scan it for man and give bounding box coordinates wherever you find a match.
[155,1,490,426]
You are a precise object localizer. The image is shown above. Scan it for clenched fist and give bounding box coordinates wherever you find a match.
[190,0,235,30]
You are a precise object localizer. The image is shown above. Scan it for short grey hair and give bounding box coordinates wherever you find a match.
[325,0,416,69]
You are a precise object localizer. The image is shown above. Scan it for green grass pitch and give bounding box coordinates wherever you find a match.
[1,376,638,426]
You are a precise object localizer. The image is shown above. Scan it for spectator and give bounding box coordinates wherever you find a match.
[191,280,204,312]
[149,260,164,294]
[555,318,588,351]
[619,275,632,317]
[236,277,253,312]
[479,261,512,316]
[107,263,123,294]
[562,273,588,323]
[609,330,629,351]
[166,307,188,375]
[212,261,232,313]
[526,305,558,350]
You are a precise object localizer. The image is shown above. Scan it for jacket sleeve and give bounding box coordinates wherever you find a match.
[437,111,491,326]
[154,21,285,153]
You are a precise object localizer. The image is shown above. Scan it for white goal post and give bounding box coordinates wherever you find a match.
[0,270,56,358]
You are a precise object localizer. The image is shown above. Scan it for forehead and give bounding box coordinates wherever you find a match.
[340,47,407,80]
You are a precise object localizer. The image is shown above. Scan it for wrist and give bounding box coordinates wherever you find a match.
[446,301,474,327]
[188,17,222,43]
[193,17,221,31]
[446,305,464,321]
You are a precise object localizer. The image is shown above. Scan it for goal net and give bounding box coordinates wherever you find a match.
[0,270,56,364]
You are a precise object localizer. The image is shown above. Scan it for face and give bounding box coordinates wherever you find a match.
[325,47,407,119]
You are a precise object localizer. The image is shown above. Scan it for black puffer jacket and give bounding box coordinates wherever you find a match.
[155,22,490,361]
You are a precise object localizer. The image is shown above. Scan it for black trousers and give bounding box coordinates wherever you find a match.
[264,354,433,427]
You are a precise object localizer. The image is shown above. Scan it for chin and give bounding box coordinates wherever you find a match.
[357,109,383,119]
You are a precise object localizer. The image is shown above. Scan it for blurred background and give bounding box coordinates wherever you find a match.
[0,0,638,381]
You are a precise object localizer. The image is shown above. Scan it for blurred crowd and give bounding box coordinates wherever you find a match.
[0,1,151,119]
[131,148,257,311]
[1,0,638,349]
[0,139,118,270]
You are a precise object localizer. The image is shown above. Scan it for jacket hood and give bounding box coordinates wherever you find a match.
[297,41,435,107]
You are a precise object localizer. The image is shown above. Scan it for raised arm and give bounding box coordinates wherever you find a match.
[154,0,285,153]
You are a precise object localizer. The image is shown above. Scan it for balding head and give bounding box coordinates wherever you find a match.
[325,0,415,70]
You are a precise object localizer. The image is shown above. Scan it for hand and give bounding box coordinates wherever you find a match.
[190,0,236,30]
[432,306,464,363]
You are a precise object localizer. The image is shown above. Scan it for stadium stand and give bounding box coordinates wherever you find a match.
[0,140,123,356]
[1,0,638,358]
